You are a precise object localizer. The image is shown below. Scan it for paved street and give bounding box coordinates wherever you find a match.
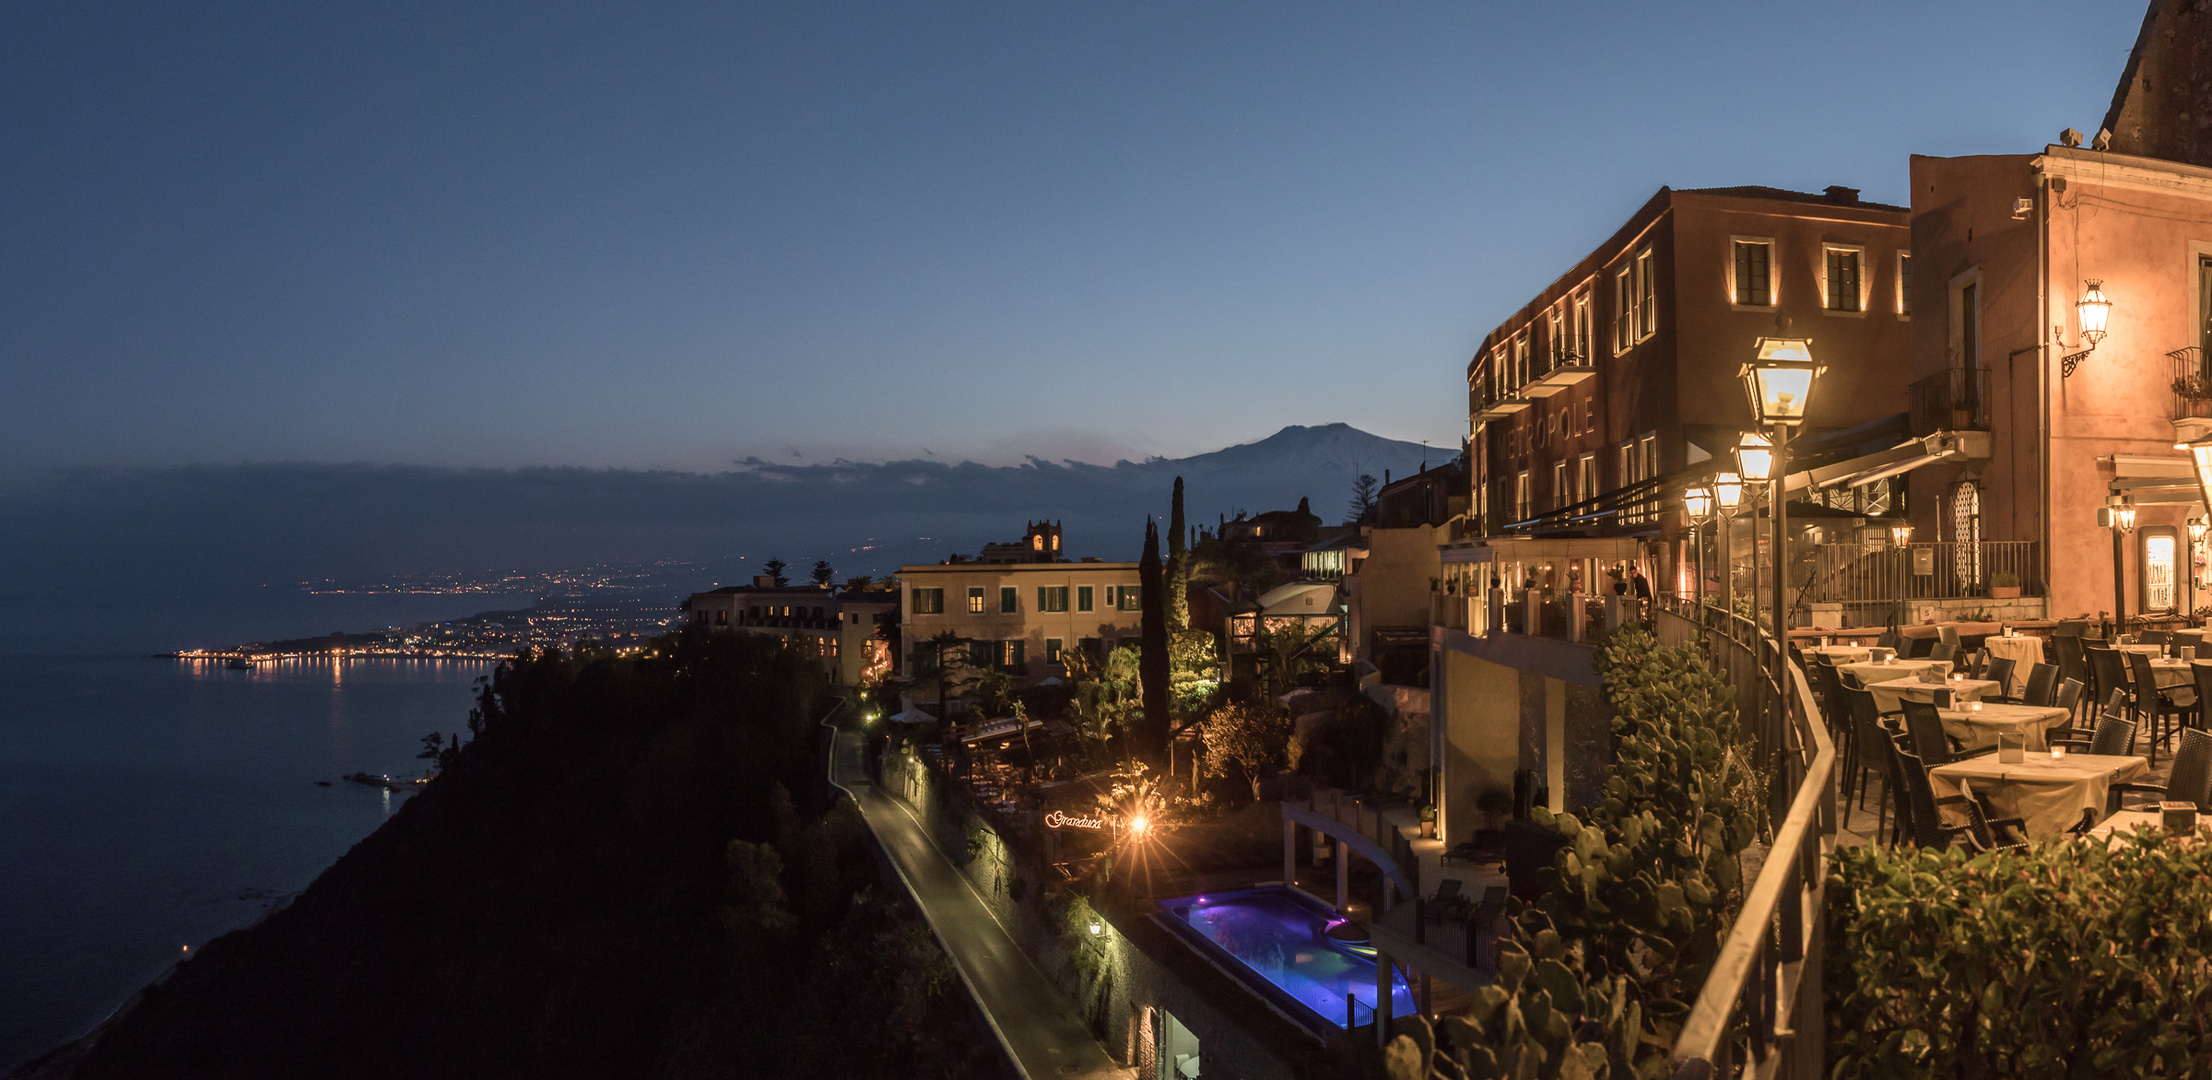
[831,726,1130,1080]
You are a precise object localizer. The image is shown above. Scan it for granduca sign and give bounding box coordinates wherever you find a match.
[1045,810,1107,830]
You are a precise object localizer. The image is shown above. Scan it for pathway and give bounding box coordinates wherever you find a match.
[828,723,1129,1080]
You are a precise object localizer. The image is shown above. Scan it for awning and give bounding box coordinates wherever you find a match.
[2106,453,2203,505]
[1797,430,1992,494]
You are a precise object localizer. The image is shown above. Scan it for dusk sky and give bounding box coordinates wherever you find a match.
[1,1,2146,477]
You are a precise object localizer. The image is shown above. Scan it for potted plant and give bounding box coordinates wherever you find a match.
[1419,803,1438,839]
[1990,571,2022,599]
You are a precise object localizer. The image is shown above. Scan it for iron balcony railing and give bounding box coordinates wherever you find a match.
[1654,597,1835,1079]
[2170,347,2212,422]
[1801,540,2038,626]
[1907,366,1989,436]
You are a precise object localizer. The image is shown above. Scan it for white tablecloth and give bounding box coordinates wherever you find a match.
[1865,675,1995,714]
[2148,658,2200,705]
[1980,635,2045,696]
[1937,704,2074,753]
[1931,752,2150,838]
[1811,645,1872,664]
[2088,809,2212,846]
[1839,658,1951,694]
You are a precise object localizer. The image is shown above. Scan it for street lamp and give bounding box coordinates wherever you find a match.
[1891,522,1914,547]
[1685,485,1714,604]
[2062,280,2115,377]
[1741,334,1817,769]
[1735,433,1775,483]
[2105,496,2138,629]
[1713,472,1744,614]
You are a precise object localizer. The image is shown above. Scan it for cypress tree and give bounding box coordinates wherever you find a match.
[1138,519,1171,767]
[1167,476,1189,633]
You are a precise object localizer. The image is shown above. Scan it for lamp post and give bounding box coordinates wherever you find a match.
[2105,497,2137,632]
[1685,485,1715,605]
[2190,517,2207,622]
[1714,472,1743,616]
[1740,333,1821,774]
[1735,433,1775,630]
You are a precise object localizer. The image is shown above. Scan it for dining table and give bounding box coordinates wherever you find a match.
[1810,644,1873,664]
[1979,634,2046,696]
[1936,703,2074,753]
[2085,809,2212,846]
[1864,674,1996,714]
[1929,751,2150,839]
[1838,657,1951,694]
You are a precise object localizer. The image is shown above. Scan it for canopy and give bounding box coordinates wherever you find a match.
[885,708,939,725]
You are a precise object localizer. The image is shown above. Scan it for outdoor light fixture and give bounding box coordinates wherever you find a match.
[1087,915,1104,936]
[1739,336,1821,426]
[1129,815,1151,836]
[2192,517,2207,542]
[1714,472,1743,511]
[1891,523,1914,546]
[2078,280,2112,344]
[2104,500,2138,533]
[1735,433,1775,483]
[1684,485,1714,523]
[2062,280,2114,377]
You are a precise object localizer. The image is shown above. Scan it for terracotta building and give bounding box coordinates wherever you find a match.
[1465,184,1916,597]
[1905,0,2212,624]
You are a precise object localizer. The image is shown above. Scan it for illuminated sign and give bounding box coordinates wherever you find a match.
[1046,810,1106,830]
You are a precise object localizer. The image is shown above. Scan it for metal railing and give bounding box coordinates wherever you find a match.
[1908,366,1989,436]
[1654,598,1836,1079]
[1802,540,2039,624]
[2171,347,2212,422]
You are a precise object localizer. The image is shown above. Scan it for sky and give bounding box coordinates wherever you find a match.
[0,1,2154,477]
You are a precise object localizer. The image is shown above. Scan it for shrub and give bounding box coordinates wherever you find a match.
[1389,629,1764,1077]
[1826,833,2212,1076]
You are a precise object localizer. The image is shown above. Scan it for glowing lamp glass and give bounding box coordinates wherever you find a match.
[1129,815,1150,836]
[1735,433,1775,483]
[2078,280,2111,344]
[1714,472,1743,511]
[1891,523,1914,546]
[1740,337,1822,426]
[1684,485,1714,522]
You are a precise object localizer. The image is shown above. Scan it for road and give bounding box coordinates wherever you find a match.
[829,724,1130,1080]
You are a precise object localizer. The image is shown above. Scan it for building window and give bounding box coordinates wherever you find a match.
[1953,275,1981,367]
[1552,460,1570,509]
[1515,471,1531,520]
[1578,454,1598,503]
[967,587,987,614]
[999,586,1018,613]
[1732,239,1773,306]
[1038,586,1069,612]
[1639,435,1658,483]
[2200,256,2212,356]
[969,640,994,668]
[1897,252,1913,316]
[1614,266,1634,351]
[1115,585,1142,611]
[2144,527,2179,615]
[1825,247,1864,312]
[1076,585,1094,612]
[1548,308,1566,364]
[1635,248,1656,338]
[1079,636,1101,660]
[1513,336,1530,385]
[1000,639,1026,669]
[1045,638,1064,664]
[912,588,944,615]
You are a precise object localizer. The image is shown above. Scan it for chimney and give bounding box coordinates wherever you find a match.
[1823,185,1860,206]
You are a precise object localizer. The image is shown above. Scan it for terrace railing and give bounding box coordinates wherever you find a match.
[1655,597,1836,1079]
[1802,540,2039,624]
[2172,347,2212,422]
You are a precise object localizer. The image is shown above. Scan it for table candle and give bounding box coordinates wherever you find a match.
[2052,745,2067,759]
[1968,701,1982,712]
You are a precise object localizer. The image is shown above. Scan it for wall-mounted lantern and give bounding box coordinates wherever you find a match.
[2062,279,2114,378]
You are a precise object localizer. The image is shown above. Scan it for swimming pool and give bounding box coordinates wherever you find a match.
[1156,887,1415,1033]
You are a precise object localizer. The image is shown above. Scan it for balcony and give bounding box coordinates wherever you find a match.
[2171,347,2212,423]
[1469,382,1529,421]
[1907,366,1989,436]
[1522,348,1594,398]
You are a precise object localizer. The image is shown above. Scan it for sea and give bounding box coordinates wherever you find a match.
[0,597,527,1071]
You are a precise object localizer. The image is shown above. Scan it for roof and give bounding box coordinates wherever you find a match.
[896,562,1138,574]
[1680,185,1908,214]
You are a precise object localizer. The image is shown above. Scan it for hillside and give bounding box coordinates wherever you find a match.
[12,633,1006,1080]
